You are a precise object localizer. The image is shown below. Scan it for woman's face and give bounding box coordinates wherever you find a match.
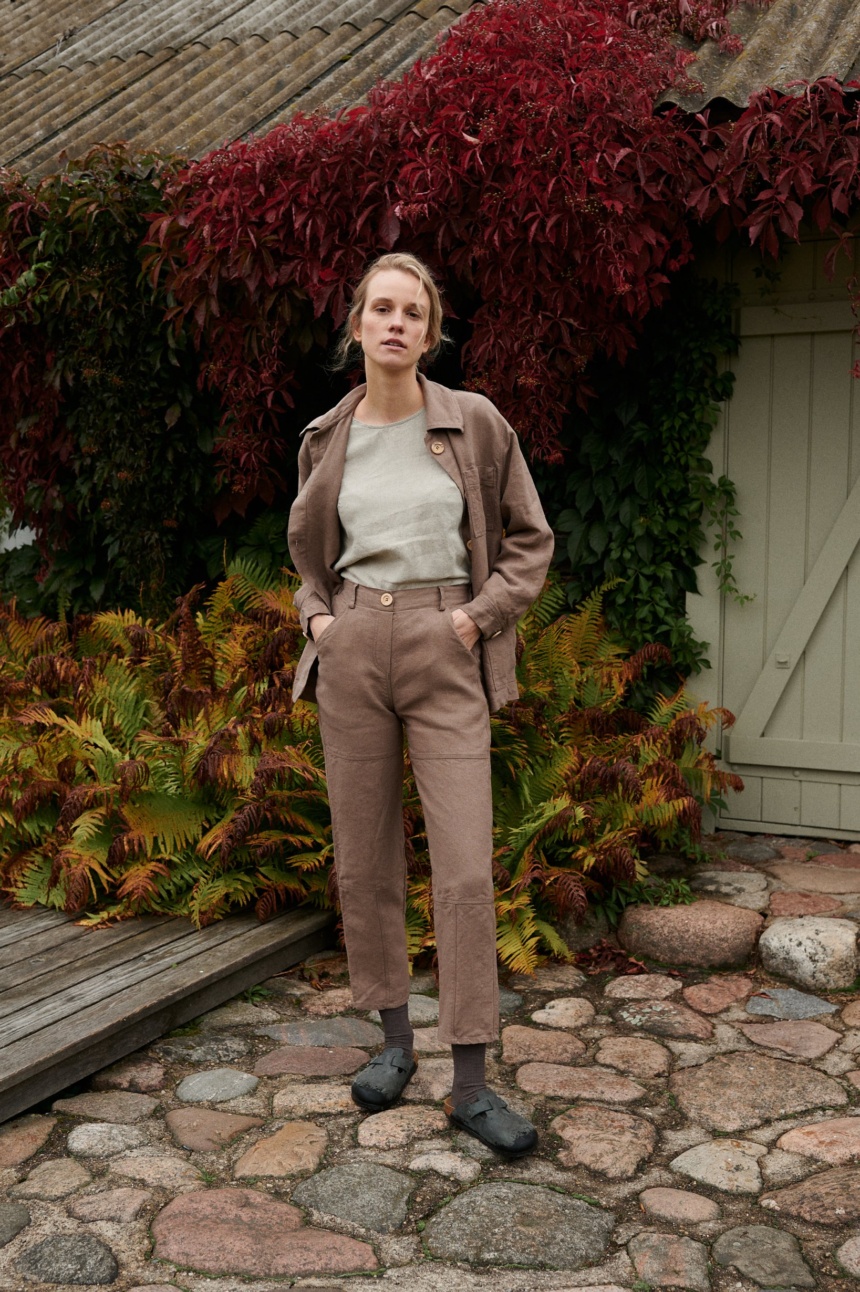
[353,268,431,373]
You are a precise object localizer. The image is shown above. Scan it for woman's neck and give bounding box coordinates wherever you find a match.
[354,367,424,426]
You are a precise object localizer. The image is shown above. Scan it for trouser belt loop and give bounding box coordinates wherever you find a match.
[342,582,357,608]
[438,587,446,612]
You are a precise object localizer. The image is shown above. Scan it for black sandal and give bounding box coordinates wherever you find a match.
[351,1048,418,1112]
[445,1089,538,1157]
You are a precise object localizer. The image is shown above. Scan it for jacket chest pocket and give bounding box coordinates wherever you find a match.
[479,465,502,532]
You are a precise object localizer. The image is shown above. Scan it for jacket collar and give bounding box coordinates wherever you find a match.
[302,372,465,434]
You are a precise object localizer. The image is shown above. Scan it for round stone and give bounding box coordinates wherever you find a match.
[166,1108,264,1151]
[175,1068,259,1103]
[746,986,840,1020]
[614,999,713,1040]
[92,1058,165,1092]
[761,1165,860,1224]
[234,1122,327,1177]
[628,1232,709,1292]
[837,1235,860,1277]
[52,1092,157,1122]
[151,1187,376,1275]
[595,1037,670,1078]
[670,1138,767,1194]
[516,1063,645,1102]
[68,1188,151,1222]
[619,900,763,968]
[408,1150,481,1181]
[200,1001,279,1027]
[292,1163,414,1233]
[0,1116,56,1168]
[110,1152,202,1188]
[501,1025,586,1065]
[530,996,595,1028]
[66,1122,147,1157]
[272,1084,355,1116]
[254,1045,367,1077]
[670,1053,847,1132]
[357,1106,448,1149]
[713,1224,814,1287]
[603,973,681,1000]
[156,1035,250,1064]
[10,1159,91,1200]
[258,1017,383,1047]
[551,1104,656,1178]
[759,917,858,990]
[682,975,754,1015]
[737,1020,841,1059]
[16,1234,118,1285]
[0,1202,30,1247]
[424,1182,614,1268]
[639,1187,720,1223]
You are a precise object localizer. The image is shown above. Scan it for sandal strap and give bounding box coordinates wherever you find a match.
[367,1048,414,1074]
[460,1092,508,1118]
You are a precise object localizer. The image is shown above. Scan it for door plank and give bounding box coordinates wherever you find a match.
[729,735,860,773]
[730,468,860,747]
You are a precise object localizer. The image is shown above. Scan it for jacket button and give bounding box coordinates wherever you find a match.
[466,539,473,550]
[380,593,394,606]
[431,441,445,454]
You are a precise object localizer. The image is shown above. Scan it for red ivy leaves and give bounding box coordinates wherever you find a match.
[9,0,860,519]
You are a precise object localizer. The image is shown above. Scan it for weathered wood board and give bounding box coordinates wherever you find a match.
[0,905,333,1124]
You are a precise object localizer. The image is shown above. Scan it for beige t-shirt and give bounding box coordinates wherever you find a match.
[334,408,471,590]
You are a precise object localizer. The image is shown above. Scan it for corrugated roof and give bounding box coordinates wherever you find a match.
[0,0,474,175]
[663,0,860,112]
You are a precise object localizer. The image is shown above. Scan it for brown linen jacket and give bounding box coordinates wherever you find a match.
[287,373,555,712]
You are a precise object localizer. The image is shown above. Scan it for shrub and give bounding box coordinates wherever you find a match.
[0,569,740,970]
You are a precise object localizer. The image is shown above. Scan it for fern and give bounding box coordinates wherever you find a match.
[0,570,741,955]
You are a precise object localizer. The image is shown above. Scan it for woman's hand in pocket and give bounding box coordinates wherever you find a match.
[310,613,335,642]
[451,609,480,650]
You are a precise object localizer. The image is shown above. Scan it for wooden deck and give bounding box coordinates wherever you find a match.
[0,905,333,1124]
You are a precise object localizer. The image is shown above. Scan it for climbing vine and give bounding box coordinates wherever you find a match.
[537,270,741,677]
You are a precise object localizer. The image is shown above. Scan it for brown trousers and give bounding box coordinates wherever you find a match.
[315,581,499,1045]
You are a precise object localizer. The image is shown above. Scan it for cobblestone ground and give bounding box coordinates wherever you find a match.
[1,831,859,1292]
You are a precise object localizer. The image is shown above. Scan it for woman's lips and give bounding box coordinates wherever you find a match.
[383,339,406,349]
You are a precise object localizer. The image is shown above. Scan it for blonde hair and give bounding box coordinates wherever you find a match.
[332,252,448,370]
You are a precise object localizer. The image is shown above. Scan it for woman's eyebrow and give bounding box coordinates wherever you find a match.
[369,294,427,313]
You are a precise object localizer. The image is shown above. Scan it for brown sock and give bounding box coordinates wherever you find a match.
[379,1003,414,1054]
[451,1043,487,1107]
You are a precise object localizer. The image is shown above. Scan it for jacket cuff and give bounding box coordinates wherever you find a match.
[462,595,504,639]
[297,592,332,638]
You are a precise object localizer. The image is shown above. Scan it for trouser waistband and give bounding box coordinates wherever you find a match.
[336,582,471,611]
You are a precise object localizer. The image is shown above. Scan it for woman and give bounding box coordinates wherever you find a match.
[288,252,554,1155]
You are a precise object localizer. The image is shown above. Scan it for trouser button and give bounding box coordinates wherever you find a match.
[380,593,393,606]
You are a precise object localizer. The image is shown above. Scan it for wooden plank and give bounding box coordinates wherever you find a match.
[801,781,840,830]
[719,814,860,842]
[0,908,70,949]
[0,918,196,1018]
[0,915,100,971]
[728,735,860,773]
[740,301,855,336]
[0,914,171,982]
[0,915,272,1046]
[762,776,801,826]
[0,908,333,1123]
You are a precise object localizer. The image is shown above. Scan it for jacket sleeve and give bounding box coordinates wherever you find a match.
[289,434,333,638]
[462,422,555,639]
